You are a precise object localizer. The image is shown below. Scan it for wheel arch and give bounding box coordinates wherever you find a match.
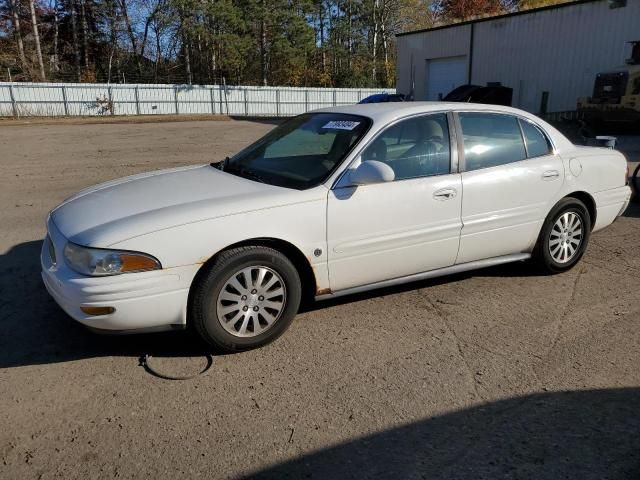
[187,237,318,320]
[563,191,597,230]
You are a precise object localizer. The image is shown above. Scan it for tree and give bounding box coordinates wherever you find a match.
[28,0,46,79]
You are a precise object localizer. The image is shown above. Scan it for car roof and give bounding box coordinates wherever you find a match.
[313,101,573,150]
[316,101,532,123]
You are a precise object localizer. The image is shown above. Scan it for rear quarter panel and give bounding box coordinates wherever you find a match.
[560,146,630,231]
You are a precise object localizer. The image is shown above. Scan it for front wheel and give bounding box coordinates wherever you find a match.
[190,246,302,352]
[534,198,591,273]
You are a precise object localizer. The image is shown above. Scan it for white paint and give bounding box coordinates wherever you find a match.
[396,0,640,112]
[0,82,395,117]
[41,102,631,333]
[425,56,467,100]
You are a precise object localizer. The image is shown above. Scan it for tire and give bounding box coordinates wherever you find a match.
[534,197,592,274]
[190,246,302,352]
[633,164,640,203]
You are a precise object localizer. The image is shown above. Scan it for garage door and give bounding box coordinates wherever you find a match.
[426,56,467,101]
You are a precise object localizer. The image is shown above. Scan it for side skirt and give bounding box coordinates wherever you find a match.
[315,253,532,301]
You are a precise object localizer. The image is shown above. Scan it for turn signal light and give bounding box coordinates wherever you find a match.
[80,306,116,316]
[119,253,160,273]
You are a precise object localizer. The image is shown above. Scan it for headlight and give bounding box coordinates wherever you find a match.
[63,242,161,276]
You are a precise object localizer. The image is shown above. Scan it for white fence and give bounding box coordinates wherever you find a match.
[0,82,395,118]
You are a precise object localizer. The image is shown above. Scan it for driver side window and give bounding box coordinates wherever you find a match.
[362,114,451,180]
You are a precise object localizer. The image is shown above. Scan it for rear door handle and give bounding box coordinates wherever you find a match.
[542,170,560,180]
[433,188,457,200]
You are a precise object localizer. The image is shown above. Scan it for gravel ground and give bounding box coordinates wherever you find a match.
[0,118,639,480]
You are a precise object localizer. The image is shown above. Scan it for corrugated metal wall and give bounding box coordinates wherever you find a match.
[0,83,394,117]
[396,0,640,113]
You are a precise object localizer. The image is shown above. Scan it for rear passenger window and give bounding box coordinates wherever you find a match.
[459,113,527,171]
[520,120,553,158]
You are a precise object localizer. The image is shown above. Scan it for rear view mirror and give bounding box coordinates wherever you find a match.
[349,160,395,185]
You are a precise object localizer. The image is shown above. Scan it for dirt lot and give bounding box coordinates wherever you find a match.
[1,118,639,480]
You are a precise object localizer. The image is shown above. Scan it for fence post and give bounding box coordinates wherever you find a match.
[244,88,248,116]
[333,89,337,106]
[61,85,69,116]
[210,87,215,115]
[107,86,114,115]
[8,84,18,118]
[174,86,179,114]
[276,89,280,117]
[304,89,309,112]
[134,85,141,115]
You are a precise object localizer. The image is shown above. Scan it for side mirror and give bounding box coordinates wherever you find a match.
[349,160,395,185]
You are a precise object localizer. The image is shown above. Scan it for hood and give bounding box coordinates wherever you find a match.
[51,164,309,247]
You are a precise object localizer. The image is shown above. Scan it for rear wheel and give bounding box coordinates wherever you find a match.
[191,246,302,352]
[534,198,591,273]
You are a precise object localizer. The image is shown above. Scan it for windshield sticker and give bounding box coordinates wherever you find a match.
[322,120,360,130]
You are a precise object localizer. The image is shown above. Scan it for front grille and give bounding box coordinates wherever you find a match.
[47,235,57,266]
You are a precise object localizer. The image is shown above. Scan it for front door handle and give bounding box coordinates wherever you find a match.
[542,170,560,180]
[433,188,457,200]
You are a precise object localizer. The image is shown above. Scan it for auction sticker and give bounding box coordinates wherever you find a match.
[322,120,360,130]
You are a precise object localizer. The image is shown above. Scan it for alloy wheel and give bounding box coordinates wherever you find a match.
[216,266,286,338]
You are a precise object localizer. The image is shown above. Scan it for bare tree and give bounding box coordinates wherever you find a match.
[51,0,60,72]
[28,0,46,79]
[70,0,82,80]
[8,0,28,71]
[80,0,90,69]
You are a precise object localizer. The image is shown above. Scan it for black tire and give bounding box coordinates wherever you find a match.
[533,197,592,274]
[632,164,640,203]
[190,246,302,352]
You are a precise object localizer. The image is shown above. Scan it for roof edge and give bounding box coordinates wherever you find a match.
[396,0,603,37]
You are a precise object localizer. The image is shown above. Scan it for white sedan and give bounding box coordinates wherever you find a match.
[41,103,631,351]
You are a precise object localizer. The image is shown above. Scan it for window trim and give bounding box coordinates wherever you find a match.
[332,110,459,189]
[454,110,557,173]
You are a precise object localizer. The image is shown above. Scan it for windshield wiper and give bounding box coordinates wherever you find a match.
[210,156,230,171]
[236,167,268,184]
[223,163,268,184]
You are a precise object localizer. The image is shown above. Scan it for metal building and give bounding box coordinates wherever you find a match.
[395,0,640,114]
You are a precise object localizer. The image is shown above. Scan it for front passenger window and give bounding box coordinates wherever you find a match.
[362,114,451,180]
[459,113,527,171]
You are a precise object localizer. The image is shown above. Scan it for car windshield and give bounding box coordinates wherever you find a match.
[221,113,371,189]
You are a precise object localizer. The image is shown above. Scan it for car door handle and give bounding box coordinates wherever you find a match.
[433,188,457,200]
[542,170,560,180]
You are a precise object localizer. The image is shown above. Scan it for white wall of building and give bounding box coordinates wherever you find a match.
[396,0,640,113]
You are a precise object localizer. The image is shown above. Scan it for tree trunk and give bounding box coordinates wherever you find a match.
[52,0,60,72]
[28,0,46,80]
[260,0,267,86]
[371,0,379,86]
[80,0,90,69]
[120,0,142,74]
[9,0,28,72]
[318,0,325,74]
[70,0,82,81]
[347,0,352,71]
[107,0,117,83]
[154,21,162,82]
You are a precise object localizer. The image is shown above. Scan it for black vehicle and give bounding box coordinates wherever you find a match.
[358,93,406,104]
[443,84,513,106]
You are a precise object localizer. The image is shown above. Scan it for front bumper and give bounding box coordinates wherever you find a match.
[41,219,200,333]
